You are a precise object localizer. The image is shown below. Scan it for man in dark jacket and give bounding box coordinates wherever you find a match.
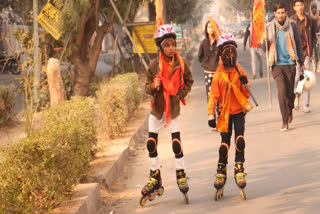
[264,2,305,131]
[291,0,317,113]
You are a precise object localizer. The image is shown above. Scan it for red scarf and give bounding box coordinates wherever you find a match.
[154,51,185,126]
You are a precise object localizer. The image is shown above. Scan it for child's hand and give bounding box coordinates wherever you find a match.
[240,75,248,84]
[154,77,161,88]
[208,115,216,128]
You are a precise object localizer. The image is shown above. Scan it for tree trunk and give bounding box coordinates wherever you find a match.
[70,13,112,97]
[47,58,66,107]
[71,55,94,96]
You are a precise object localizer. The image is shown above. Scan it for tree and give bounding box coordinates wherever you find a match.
[59,0,144,96]
[165,0,197,24]
[190,0,212,27]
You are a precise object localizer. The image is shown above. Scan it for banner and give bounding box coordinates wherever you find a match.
[36,0,63,40]
[132,25,157,54]
[252,0,265,43]
[208,16,221,41]
[154,0,163,32]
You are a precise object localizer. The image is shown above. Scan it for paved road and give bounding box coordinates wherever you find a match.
[103,39,320,214]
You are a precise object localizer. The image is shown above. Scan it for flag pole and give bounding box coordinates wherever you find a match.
[263,1,272,109]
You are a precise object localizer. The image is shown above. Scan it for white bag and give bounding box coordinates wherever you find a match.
[295,70,316,94]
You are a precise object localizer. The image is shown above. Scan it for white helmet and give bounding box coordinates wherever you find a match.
[154,24,176,47]
[295,70,316,93]
[217,33,237,48]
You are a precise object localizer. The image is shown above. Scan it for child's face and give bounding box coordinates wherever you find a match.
[222,48,237,67]
[162,40,176,57]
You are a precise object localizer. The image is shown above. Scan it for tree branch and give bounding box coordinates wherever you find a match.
[123,0,133,23]
[95,0,100,32]
[76,9,89,47]
[89,21,112,73]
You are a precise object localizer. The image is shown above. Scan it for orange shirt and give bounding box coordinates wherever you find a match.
[208,65,251,116]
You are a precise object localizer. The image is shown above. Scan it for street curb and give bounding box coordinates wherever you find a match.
[87,116,149,188]
[53,112,148,213]
[52,183,101,214]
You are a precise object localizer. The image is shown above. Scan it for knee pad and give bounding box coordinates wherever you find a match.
[172,138,183,158]
[147,132,158,158]
[219,143,229,158]
[235,135,245,152]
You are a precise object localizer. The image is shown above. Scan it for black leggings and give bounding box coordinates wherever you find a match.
[218,113,246,164]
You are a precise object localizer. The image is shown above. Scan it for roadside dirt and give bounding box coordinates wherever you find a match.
[0,120,26,148]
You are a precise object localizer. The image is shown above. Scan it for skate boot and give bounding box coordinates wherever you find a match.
[234,162,247,200]
[214,163,227,201]
[139,169,164,206]
[176,169,189,204]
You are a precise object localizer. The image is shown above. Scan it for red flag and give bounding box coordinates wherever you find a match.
[208,16,221,41]
[252,0,265,43]
[155,0,163,32]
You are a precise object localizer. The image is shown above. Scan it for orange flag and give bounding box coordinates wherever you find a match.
[208,16,222,41]
[252,0,265,43]
[155,0,163,32]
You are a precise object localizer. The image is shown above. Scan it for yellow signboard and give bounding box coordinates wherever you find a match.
[36,1,63,40]
[132,25,157,54]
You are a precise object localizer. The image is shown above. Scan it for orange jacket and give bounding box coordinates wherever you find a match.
[208,64,251,116]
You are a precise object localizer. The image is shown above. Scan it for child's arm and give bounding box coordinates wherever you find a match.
[240,71,251,99]
[177,63,194,99]
[145,60,157,96]
[208,73,220,116]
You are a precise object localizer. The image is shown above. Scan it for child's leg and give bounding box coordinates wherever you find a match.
[233,113,246,189]
[148,114,165,171]
[141,114,165,197]
[168,116,189,193]
[233,113,246,163]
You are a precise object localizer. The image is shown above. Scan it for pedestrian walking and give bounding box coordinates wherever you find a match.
[291,0,317,113]
[264,2,305,131]
[207,33,252,200]
[309,2,320,31]
[309,1,320,73]
[198,20,220,100]
[140,24,194,206]
[243,22,264,79]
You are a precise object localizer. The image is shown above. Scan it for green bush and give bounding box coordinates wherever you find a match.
[0,97,97,213]
[0,84,16,126]
[97,72,142,139]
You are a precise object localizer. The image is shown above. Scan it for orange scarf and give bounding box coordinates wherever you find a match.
[155,51,185,126]
[216,63,253,132]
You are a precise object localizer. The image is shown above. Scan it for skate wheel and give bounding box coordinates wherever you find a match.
[239,189,246,200]
[149,193,156,201]
[183,193,189,204]
[139,196,148,206]
[157,186,164,196]
[215,189,224,201]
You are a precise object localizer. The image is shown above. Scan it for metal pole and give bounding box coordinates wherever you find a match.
[109,0,149,70]
[235,65,259,106]
[33,0,41,108]
[263,2,272,109]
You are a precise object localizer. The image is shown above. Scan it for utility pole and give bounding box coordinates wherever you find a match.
[33,0,40,109]
[162,0,167,23]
